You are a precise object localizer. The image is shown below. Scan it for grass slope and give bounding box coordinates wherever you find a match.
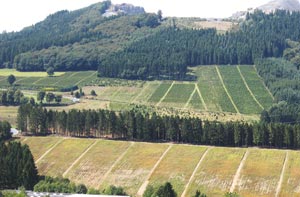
[21,137,300,196]
[99,142,169,196]
[148,145,207,196]
[65,140,131,188]
[162,83,195,108]
[218,66,262,114]
[238,65,274,110]
[236,149,286,197]
[187,147,245,196]
[37,139,94,177]
[195,66,236,112]
[0,69,65,77]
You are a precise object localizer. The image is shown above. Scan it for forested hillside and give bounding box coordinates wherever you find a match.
[99,10,300,79]
[0,0,163,71]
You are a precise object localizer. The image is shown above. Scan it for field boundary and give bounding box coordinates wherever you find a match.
[215,66,240,114]
[36,138,64,163]
[75,71,97,86]
[137,144,173,196]
[131,82,150,103]
[63,140,98,177]
[230,149,249,192]
[275,151,289,197]
[181,147,211,197]
[184,86,197,109]
[237,66,264,110]
[98,142,135,188]
[253,65,275,100]
[195,84,208,111]
[52,72,77,86]
[156,81,175,106]
[32,77,46,85]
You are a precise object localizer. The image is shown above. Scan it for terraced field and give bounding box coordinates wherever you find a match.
[22,137,300,197]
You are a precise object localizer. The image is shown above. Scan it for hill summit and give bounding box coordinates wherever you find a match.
[258,0,300,13]
[231,0,300,20]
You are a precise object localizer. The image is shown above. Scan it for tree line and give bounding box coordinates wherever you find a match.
[0,120,11,141]
[17,104,300,149]
[0,141,38,190]
[98,10,300,79]
[0,89,28,106]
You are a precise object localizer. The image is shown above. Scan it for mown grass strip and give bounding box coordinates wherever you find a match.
[253,65,275,100]
[275,151,289,197]
[195,84,208,111]
[215,66,240,114]
[35,138,64,163]
[230,150,249,192]
[63,140,98,177]
[98,142,135,188]
[137,144,173,196]
[156,81,175,106]
[181,147,210,197]
[184,86,197,109]
[237,66,264,110]
[75,71,98,86]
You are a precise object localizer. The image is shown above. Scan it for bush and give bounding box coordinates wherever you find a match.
[60,85,78,92]
[103,185,127,196]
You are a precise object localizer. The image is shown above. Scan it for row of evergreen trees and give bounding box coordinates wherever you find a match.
[98,10,300,79]
[0,141,38,190]
[0,120,11,141]
[17,104,300,149]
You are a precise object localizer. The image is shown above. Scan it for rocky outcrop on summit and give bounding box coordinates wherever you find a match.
[102,3,145,17]
[231,0,300,20]
[258,0,300,13]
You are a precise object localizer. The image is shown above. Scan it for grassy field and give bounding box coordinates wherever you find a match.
[99,142,169,195]
[218,66,263,114]
[195,66,236,113]
[238,65,274,110]
[148,82,172,103]
[148,145,207,196]
[0,69,65,77]
[236,149,286,197]
[65,140,131,188]
[23,137,61,160]
[36,139,94,177]
[20,137,300,197]
[162,83,195,108]
[187,147,246,196]
[280,151,300,196]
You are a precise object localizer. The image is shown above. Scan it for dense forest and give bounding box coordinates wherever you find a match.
[1,7,300,79]
[0,141,38,190]
[17,104,300,149]
[98,10,300,79]
[0,1,163,71]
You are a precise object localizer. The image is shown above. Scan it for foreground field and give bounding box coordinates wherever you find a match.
[21,137,300,197]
